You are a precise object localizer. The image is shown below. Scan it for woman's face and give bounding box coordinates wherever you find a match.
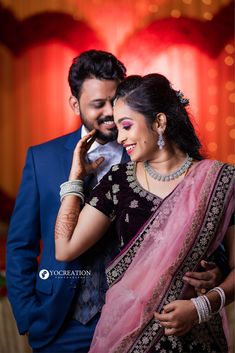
[114,98,158,162]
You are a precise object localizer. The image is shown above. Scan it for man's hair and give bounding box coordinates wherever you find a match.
[68,49,126,98]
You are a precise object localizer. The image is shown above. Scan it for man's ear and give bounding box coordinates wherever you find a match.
[152,113,167,134]
[69,95,80,115]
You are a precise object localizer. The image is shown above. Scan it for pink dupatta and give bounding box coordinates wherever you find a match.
[89,160,234,353]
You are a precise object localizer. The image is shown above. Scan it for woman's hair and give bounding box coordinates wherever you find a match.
[115,74,204,160]
[68,50,126,99]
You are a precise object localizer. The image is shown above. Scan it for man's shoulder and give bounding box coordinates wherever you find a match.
[30,129,81,153]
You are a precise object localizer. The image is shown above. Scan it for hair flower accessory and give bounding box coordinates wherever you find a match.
[176,90,190,106]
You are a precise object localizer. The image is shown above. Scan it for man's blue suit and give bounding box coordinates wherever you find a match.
[6,127,129,351]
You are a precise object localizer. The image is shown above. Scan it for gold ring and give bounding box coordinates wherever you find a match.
[200,288,207,294]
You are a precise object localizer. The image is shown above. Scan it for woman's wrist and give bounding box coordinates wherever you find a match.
[69,171,85,181]
[60,179,84,204]
[190,286,226,325]
[188,299,199,325]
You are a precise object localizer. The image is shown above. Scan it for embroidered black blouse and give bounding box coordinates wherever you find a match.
[86,161,230,275]
[87,162,161,248]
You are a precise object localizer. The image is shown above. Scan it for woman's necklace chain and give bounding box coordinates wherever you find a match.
[144,166,150,191]
[144,154,193,182]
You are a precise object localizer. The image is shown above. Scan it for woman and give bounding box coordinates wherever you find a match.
[55,74,234,352]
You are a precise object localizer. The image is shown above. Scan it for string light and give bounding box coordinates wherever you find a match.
[203,12,213,20]
[224,56,234,66]
[225,81,235,91]
[206,122,215,132]
[225,44,234,54]
[148,4,159,13]
[202,0,212,5]
[229,93,235,103]
[171,9,181,18]
[229,129,235,139]
[207,142,218,152]
[226,116,235,126]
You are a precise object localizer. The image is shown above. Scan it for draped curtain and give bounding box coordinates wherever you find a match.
[0,0,234,197]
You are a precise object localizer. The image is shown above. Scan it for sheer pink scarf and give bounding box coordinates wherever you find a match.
[89,160,234,353]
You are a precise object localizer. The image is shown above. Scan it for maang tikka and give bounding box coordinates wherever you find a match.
[157,131,165,150]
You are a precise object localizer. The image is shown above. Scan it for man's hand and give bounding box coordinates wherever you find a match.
[183,260,223,294]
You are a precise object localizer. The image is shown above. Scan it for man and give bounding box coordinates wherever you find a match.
[6,50,127,353]
[6,49,223,353]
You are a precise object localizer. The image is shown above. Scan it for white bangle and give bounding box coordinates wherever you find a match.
[191,298,202,323]
[208,286,226,313]
[60,180,84,200]
[203,294,212,314]
[191,295,212,324]
[60,180,84,187]
[60,192,84,204]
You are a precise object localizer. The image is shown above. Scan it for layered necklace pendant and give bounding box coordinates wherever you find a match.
[144,154,193,182]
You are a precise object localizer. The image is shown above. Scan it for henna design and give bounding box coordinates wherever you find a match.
[55,207,80,240]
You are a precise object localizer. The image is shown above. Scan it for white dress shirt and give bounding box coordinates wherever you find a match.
[81,125,123,182]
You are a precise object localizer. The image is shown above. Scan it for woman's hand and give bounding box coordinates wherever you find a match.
[154,300,198,336]
[69,129,105,180]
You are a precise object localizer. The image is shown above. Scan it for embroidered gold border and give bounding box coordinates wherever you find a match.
[114,162,234,353]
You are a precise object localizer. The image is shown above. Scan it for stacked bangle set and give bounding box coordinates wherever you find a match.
[60,180,84,204]
[190,286,226,323]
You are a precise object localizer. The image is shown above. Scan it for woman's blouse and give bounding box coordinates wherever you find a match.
[86,162,161,248]
[86,161,230,272]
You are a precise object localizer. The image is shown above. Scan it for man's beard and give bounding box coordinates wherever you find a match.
[80,111,117,143]
[95,129,117,143]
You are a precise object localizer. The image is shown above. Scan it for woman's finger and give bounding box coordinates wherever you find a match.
[154,311,171,322]
[162,302,175,313]
[165,327,186,336]
[160,321,176,329]
[73,130,97,160]
[86,134,97,150]
[78,129,97,148]
[164,327,176,336]
[87,157,105,174]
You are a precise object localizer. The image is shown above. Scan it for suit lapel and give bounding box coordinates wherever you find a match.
[62,128,82,180]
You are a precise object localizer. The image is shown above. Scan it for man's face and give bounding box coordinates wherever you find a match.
[78,78,119,143]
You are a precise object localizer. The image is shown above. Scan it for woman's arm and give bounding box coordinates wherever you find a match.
[154,224,235,336]
[55,129,109,261]
[55,199,110,261]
